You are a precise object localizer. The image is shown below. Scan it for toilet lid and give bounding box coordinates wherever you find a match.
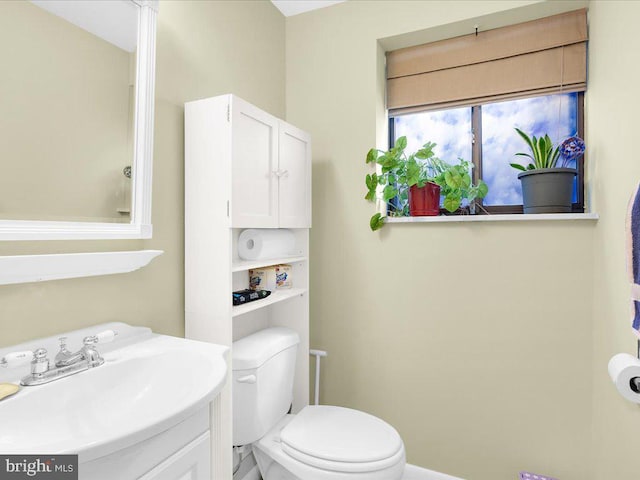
[280,406,404,473]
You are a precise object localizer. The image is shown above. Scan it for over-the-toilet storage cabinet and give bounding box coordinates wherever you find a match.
[184,94,311,479]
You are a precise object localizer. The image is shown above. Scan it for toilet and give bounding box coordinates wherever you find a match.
[232,327,406,480]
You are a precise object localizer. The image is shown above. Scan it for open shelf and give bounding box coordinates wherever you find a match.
[0,250,163,286]
[232,288,306,317]
[232,255,307,272]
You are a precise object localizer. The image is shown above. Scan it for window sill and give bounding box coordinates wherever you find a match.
[385,213,599,224]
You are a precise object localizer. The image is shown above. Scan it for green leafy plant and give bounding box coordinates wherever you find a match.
[430,158,488,213]
[510,127,561,171]
[365,138,489,230]
[365,137,436,229]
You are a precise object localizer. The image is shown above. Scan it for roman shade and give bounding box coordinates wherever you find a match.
[387,9,588,115]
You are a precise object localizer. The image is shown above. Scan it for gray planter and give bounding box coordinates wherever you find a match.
[517,167,577,214]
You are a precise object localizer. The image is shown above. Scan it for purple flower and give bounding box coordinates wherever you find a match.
[560,136,586,161]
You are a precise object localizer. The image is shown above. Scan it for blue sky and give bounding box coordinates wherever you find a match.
[394,93,578,205]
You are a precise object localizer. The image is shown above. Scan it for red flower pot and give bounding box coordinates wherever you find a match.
[409,182,440,216]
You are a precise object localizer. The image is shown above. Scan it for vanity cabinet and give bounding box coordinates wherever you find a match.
[138,432,210,480]
[185,95,311,480]
[80,406,211,480]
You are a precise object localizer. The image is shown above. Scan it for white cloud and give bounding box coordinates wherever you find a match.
[393,93,578,206]
[395,106,472,164]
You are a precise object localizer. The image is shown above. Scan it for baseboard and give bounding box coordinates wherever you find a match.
[403,463,464,480]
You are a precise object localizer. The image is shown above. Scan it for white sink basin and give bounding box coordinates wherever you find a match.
[0,323,228,462]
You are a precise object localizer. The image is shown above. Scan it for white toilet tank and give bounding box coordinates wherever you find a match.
[232,327,300,446]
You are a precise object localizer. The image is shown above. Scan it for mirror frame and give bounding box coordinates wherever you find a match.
[0,0,158,240]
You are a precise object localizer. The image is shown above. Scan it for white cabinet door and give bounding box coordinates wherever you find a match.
[278,121,312,228]
[138,432,210,480]
[231,97,279,228]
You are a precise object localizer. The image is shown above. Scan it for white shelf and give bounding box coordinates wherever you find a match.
[232,288,306,317]
[232,255,307,272]
[386,213,599,224]
[0,250,163,286]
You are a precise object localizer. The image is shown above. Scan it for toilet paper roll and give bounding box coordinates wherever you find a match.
[608,353,640,403]
[238,229,296,261]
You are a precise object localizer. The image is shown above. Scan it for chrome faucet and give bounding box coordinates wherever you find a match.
[54,335,105,369]
[0,330,117,386]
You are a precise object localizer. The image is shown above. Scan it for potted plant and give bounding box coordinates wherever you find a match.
[365,139,489,230]
[365,137,442,230]
[407,141,442,217]
[510,128,585,214]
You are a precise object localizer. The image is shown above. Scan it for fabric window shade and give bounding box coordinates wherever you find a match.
[387,9,587,115]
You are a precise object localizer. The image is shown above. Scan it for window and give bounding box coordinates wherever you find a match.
[389,92,584,214]
[384,9,588,216]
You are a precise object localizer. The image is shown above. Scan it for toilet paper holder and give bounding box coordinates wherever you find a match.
[609,346,640,402]
[633,340,640,393]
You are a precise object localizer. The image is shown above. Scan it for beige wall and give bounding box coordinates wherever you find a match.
[286,2,597,479]
[588,2,640,479]
[0,0,285,346]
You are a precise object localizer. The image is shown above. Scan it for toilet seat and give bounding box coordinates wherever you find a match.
[280,405,404,473]
[254,412,406,480]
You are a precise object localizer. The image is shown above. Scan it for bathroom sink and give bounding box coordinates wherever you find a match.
[0,323,228,462]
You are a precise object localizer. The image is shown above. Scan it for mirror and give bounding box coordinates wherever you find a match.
[0,0,158,240]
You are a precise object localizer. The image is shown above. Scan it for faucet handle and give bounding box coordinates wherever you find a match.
[83,329,118,347]
[0,351,34,368]
[34,348,47,359]
[31,348,49,375]
[95,330,117,344]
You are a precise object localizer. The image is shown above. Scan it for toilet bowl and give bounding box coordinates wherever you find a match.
[233,327,406,480]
